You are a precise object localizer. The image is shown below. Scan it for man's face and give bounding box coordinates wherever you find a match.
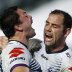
[16,9,35,38]
[44,14,64,47]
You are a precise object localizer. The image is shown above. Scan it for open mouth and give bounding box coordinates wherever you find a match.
[45,33,53,41]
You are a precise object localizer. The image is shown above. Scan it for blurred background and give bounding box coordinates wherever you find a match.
[0,0,72,48]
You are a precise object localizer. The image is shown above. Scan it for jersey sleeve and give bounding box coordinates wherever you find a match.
[9,47,31,72]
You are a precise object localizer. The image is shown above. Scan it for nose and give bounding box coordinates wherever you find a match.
[45,25,52,32]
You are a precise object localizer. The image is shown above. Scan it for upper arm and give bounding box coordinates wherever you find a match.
[12,66,29,72]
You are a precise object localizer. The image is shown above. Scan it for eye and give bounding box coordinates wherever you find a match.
[53,24,60,28]
[53,25,57,28]
[23,15,28,18]
[23,12,28,18]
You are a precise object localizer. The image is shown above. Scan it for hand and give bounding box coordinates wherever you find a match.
[0,36,8,53]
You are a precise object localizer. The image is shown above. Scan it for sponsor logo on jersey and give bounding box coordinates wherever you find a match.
[68,67,72,71]
[66,52,71,58]
[9,48,24,58]
[10,57,25,64]
[41,54,48,60]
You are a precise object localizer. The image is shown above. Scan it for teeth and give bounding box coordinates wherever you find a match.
[46,33,52,38]
[45,33,53,42]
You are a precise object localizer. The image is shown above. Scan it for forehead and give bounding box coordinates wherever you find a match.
[47,14,64,25]
[16,8,26,15]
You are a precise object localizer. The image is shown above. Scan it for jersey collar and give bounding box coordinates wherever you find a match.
[9,40,27,48]
[46,45,68,54]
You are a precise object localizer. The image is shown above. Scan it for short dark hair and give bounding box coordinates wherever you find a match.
[0,6,22,38]
[50,9,72,33]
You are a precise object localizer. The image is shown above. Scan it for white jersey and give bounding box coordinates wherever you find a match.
[34,42,72,72]
[0,55,3,72]
[1,40,32,72]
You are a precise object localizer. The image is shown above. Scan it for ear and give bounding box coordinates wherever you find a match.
[64,28,71,37]
[14,24,23,31]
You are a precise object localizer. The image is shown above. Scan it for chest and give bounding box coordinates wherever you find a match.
[34,52,63,72]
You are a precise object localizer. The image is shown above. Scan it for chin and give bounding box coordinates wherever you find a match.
[29,34,36,38]
[45,41,53,46]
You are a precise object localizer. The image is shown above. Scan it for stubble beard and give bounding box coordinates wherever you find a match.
[45,34,64,52]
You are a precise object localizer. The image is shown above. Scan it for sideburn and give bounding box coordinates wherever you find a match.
[63,26,67,35]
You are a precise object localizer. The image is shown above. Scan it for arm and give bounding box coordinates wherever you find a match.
[12,66,29,72]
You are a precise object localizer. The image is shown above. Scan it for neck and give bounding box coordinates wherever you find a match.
[9,32,28,45]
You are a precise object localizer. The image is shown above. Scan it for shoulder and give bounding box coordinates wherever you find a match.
[62,48,72,58]
[1,40,31,59]
[60,48,72,71]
